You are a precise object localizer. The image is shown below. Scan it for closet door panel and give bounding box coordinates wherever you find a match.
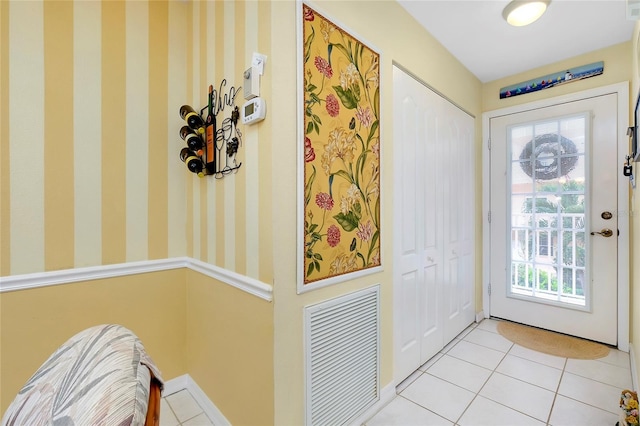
[394,80,425,380]
[393,66,475,382]
[442,101,476,342]
[420,97,444,362]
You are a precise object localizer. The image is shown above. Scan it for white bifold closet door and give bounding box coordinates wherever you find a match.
[393,66,476,383]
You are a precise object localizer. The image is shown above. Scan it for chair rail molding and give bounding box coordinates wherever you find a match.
[0,257,273,301]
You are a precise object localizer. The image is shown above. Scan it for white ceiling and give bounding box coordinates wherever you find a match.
[397,0,636,83]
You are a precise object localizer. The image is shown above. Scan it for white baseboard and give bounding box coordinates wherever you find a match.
[167,375,393,426]
[348,382,396,426]
[163,374,231,426]
[185,375,231,426]
[476,311,486,323]
[630,344,639,391]
[163,374,189,397]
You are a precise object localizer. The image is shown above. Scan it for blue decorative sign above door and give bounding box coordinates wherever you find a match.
[499,61,604,99]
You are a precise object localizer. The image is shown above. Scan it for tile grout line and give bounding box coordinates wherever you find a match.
[395,375,460,424]
[452,339,513,425]
[507,323,625,422]
[396,324,481,425]
[370,320,632,425]
[163,396,182,426]
[563,359,634,389]
[397,394,453,425]
[545,356,568,426]
[459,340,557,425]
[163,389,211,426]
[507,351,565,371]
[555,355,624,417]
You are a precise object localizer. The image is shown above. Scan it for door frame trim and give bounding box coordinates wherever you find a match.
[482,82,630,351]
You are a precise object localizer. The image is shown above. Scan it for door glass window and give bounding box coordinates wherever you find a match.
[509,114,587,307]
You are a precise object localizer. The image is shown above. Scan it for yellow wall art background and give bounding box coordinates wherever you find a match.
[302,4,381,286]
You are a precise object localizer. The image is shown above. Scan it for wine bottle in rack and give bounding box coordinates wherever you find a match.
[179,105,205,134]
[179,147,205,177]
[179,125,204,156]
[205,85,216,174]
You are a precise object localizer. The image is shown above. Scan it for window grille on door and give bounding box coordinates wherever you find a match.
[508,115,588,307]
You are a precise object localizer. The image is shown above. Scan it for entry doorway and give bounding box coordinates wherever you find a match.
[482,83,629,350]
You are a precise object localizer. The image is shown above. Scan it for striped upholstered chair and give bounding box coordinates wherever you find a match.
[1,324,163,426]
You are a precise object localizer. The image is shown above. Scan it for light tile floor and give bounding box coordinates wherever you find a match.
[366,319,632,426]
[160,389,214,426]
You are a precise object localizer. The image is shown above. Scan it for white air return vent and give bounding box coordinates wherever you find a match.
[628,0,640,19]
[304,285,380,426]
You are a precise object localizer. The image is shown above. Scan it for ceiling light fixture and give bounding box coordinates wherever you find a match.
[503,0,550,27]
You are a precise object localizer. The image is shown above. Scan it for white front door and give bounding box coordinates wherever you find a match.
[393,66,475,383]
[489,92,620,345]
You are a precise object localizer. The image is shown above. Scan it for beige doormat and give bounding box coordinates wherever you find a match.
[497,321,610,360]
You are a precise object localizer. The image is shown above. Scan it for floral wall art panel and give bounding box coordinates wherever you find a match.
[300,3,381,289]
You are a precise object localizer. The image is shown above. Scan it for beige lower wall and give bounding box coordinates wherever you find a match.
[0,267,276,423]
[186,269,274,426]
[0,269,188,414]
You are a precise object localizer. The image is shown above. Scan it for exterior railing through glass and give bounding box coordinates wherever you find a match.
[511,212,586,306]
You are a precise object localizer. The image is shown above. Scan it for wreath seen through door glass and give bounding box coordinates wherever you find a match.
[519,133,578,180]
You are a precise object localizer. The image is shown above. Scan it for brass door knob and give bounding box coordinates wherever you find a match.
[590,228,613,237]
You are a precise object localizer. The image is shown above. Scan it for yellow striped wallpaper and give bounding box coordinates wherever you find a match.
[1,0,11,276]
[44,1,74,271]
[214,0,225,267]
[1,0,273,285]
[102,1,127,265]
[74,1,102,267]
[7,1,45,275]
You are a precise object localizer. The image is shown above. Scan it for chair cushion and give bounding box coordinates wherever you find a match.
[2,324,163,426]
